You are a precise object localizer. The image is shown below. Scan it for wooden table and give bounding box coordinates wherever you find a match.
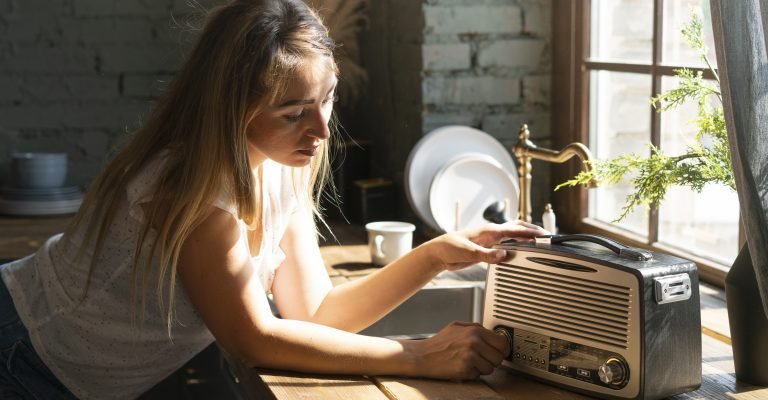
[2,216,767,399]
[0,215,72,262]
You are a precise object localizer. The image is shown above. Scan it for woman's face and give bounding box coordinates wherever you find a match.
[246,60,338,168]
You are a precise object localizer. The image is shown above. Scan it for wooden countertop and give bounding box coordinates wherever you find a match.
[225,244,766,400]
[0,215,72,262]
[2,216,766,399]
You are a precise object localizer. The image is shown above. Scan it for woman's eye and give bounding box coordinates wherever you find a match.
[323,94,339,105]
[284,110,305,122]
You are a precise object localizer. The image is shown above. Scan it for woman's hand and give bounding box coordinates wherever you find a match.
[423,220,548,271]
[402,321,511,380]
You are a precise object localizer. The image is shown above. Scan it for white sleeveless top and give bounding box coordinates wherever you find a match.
[0,157,297,400]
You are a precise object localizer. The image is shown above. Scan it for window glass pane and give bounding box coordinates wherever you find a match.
[662,0,717,68]
[657,76,737,264]
[658,187,739,265]
[659,75,699,154]
[590,0,654,63]
[588,70,652,236]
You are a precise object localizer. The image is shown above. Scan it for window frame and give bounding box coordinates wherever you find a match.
[550,0,742,287]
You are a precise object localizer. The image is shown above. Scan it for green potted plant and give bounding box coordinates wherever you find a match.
[556,14,734,222]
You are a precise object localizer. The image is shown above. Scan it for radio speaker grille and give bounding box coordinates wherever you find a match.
[492,263,631,349]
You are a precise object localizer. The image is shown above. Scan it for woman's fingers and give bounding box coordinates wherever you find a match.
[462,322,510,364]
[483,325,512,359]
[498,221,548,237]
[515,220,546,231]
[415,322,510,380]
[443,245,507,270]
[429,220,548,271]
[469,352,496,375]
[475,221,548,245]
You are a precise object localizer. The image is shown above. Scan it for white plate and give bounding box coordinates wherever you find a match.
[404,125,518,231]
[429,153,519,232]
[0,185,81,198]
[0,197,82,216]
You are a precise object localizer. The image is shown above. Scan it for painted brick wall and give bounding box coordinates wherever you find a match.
[0,0,211,186]
[1,0,555,224]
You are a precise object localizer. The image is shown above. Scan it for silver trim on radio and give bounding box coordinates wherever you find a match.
[653,273,692,304]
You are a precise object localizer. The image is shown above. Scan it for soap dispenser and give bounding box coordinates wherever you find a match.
[542,203,557,234]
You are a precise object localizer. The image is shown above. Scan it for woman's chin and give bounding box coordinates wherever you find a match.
[272,154,313,168]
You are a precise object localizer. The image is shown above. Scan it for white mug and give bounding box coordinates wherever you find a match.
[365,221,416,266]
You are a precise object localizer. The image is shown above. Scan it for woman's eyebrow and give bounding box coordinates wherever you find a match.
[277,98,314,107]
[276,83,337,108]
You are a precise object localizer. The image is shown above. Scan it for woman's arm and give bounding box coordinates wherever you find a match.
[177,207,509,380]
[271,207,546,333]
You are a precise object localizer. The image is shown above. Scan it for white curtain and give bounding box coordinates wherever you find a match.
[711,0,768,316]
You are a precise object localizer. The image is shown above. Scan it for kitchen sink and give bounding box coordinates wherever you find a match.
[359,284,485,339]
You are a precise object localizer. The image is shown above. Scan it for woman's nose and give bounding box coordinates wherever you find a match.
[306,108,331,140]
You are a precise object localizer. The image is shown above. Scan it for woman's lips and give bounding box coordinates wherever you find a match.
[297,145,320,157]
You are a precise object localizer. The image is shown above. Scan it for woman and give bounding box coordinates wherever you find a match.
[0,0,546,398]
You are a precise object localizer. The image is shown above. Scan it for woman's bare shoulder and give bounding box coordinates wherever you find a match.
[178,206,250,276]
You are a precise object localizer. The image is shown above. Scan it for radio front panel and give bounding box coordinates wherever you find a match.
[484,250,641,399]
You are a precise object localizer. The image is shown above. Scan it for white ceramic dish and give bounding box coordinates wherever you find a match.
[0,186,82,201]
[404,125,518,231]
[0,197,82,216]
[429,153,519,232]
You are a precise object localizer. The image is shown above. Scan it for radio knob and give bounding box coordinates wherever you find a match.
[598,358,627,385]
[493,327,514,358]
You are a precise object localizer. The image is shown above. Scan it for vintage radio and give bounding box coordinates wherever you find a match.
[484,234,701,400]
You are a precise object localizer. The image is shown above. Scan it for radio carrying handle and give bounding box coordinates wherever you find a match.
[534,234,653,261]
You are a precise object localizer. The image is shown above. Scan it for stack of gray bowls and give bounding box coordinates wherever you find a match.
[0,152,84,216]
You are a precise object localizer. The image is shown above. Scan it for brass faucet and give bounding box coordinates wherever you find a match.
[512,124,595,223]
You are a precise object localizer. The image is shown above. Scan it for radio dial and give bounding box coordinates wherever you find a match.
[493,327,514,358]
[598,358,627,385]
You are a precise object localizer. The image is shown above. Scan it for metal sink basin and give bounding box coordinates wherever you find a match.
[359,284,485,339]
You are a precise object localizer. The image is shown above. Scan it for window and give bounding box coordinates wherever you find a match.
[552,0,740,285]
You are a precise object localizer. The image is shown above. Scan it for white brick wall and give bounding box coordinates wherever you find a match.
[422,43,471,70]
[424,5,523,34]
[478,39,548,70]
[421,0,551,141]
[522,75,551,107]
[482,113,551,142]
[423,113,478,134]
[423,76,521,105]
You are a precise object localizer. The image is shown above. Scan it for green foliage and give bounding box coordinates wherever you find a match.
[556,13,735,222]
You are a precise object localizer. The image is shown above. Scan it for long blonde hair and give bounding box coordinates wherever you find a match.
[70,0,338,334]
